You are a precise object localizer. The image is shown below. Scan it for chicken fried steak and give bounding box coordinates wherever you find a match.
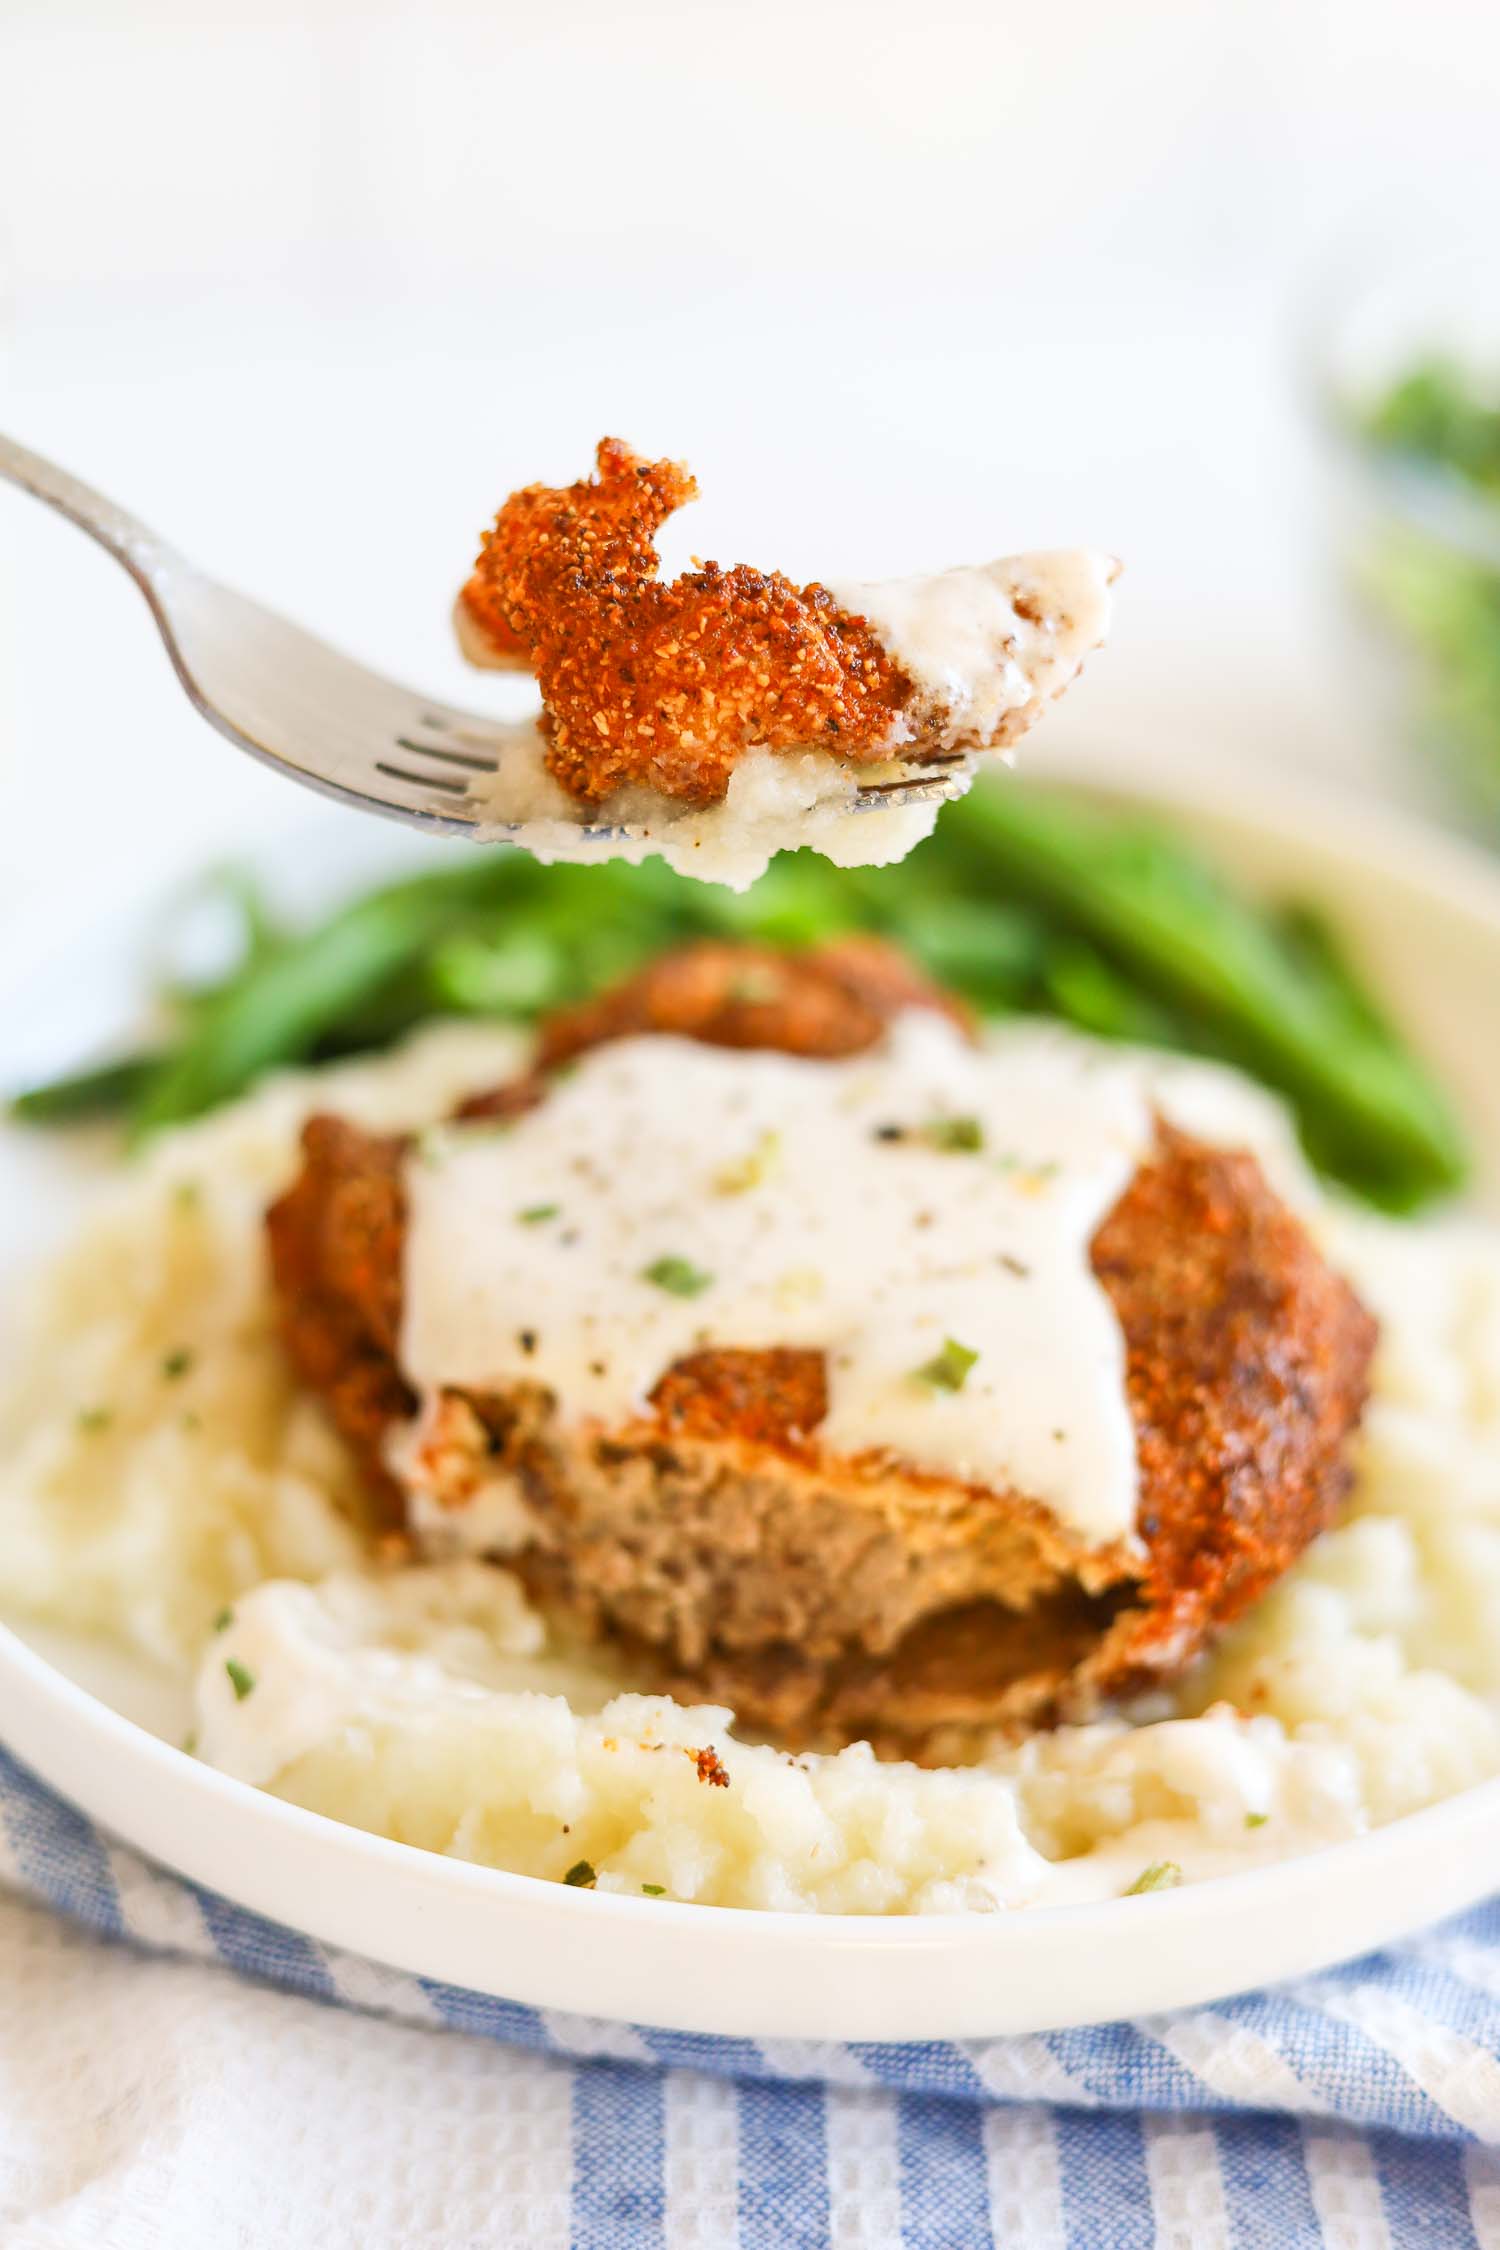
[267,941,1376,1752]
[457,438,1116,808]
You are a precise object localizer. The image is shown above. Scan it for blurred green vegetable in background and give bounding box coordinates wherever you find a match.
[10,782,1468,1215]
[1356,355,1500,832]
[1365,356,1500,497]
[1357,528,1500,833]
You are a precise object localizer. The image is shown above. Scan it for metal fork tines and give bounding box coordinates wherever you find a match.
[0,432,968,848]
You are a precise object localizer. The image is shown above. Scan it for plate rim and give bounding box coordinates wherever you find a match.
[4,744,1500,2038]
[7,1608,1500,2039]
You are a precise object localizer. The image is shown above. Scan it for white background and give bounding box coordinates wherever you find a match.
[0,0,1496,907]
[1,13,1499,2237]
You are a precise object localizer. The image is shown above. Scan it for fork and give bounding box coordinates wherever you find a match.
[0,434,966,845]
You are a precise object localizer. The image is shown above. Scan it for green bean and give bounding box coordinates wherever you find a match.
[683,856,861,948]
[1040,939,1185,1047]
[127,856,537,1137]
[10,1051,164,1124]
[427,929,578,1016]
[6,784,1469,1213]
[890,897,1049,1009]
[937,784,1466,1208]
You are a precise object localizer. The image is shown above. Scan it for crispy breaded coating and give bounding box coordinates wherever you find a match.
[450,937,967,1124]
[759,1123,1379,1746]
[458,437,915,805]
[266,943,1377,1751]
[264,1113,413,1524]
[535,934,971,1071]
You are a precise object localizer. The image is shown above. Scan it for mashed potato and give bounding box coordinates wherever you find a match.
[2,1025,1497,1913]
[475,735,959,892]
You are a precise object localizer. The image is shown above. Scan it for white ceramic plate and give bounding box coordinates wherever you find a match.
[3,749,1500,2042]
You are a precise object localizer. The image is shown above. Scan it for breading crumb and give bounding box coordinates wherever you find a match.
[458,438,913,806]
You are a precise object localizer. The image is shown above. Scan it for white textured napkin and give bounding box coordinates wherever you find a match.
[6,1738,1500,2250]
[0,1889,596,2250]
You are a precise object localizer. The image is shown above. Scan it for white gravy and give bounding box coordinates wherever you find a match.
[395,1017,1299,1550]
[827,550,1118,754]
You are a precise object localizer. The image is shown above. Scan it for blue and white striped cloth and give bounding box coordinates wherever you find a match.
[4,1742,1499,2247]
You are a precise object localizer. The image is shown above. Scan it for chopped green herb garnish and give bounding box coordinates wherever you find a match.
[161,1348,194,1381]
[713,1129,782,1195]
[1125,1860,1183,1895]
[641,1882,666,1897]
[517,1202,561,1225]
[224,1657,256,1702]
[642,1255,713,1298]
[172,1179,201,1212]
[726,968,782,1005]
[913,1337,980,1392]
[874,1116,987,1154]
[212,1606,234,1634]
[181,1731,198,1756]
[925,1115,985,1153]
[76,1405,113,1434]
[1244,1811,1269,1830]
[564,1859,597,1888]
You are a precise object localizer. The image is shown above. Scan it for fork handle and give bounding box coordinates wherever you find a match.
[0,432,176,588]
